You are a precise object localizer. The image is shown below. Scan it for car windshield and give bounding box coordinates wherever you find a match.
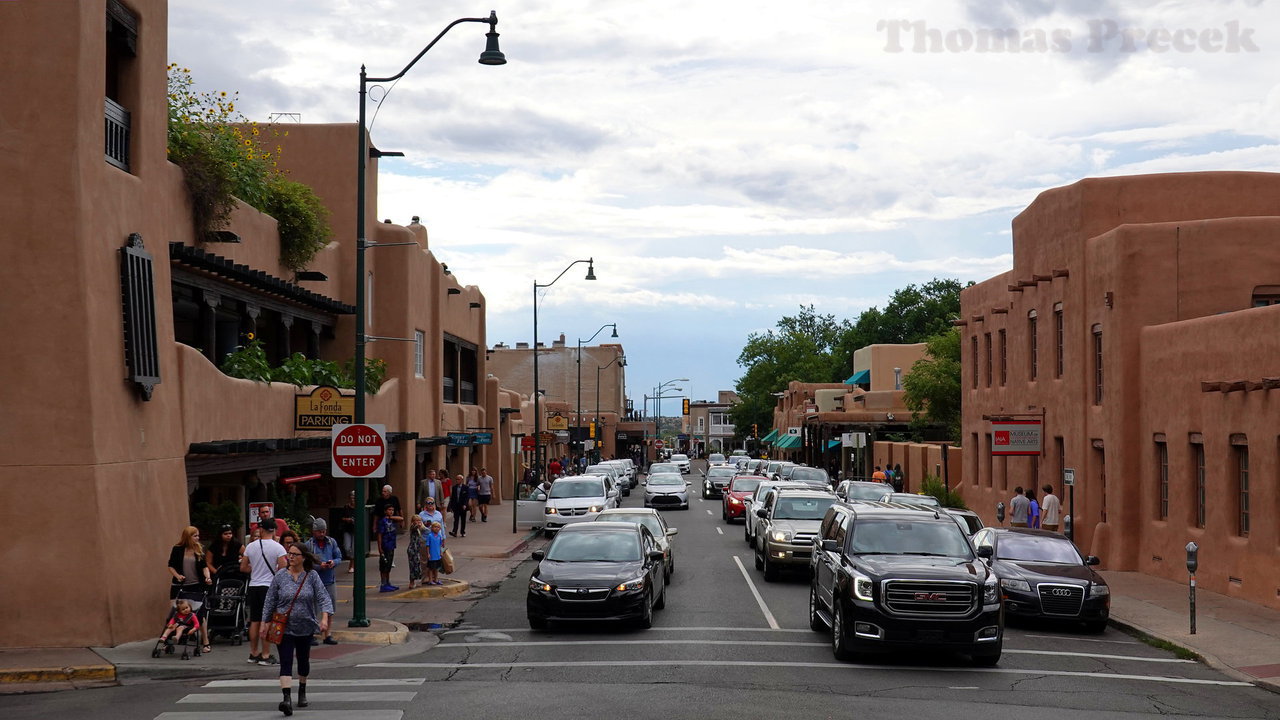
[997,535,1083,564]
[708,467,737,478]
[598,513,663,538]
[850,520,974,558]
[648,473,684,487]
[846,484,892,500]
[546,531,640,562]
[585,467,615,477]
[891,493,940,507]
[708,454,726,463]
[549,479,605,499]
[773,496,835,520]
[649,463,678,474]
[730,477,762,493]
[791,468,828,483]
[670,454,689,462]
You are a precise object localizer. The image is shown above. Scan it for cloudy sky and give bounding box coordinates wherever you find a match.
[169,0,1280,413]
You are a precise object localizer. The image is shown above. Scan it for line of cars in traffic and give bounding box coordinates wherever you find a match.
[706,459,1111,666]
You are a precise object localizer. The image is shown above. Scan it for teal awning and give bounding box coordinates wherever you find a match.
[760,428,779,443]
[775,434,801,449]
[844,369,870,385]
[826,439,841,450]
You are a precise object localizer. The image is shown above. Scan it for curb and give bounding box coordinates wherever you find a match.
[1107,617,1280,695]
[389,579,470,600]
[329,619,409,646]
[0,665,115,685]
[465,528,542,560]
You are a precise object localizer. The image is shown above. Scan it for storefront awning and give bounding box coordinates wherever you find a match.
[844,369,870,385]
[760,428,779,443]
[826,439,841,449]
[774,434,801,449]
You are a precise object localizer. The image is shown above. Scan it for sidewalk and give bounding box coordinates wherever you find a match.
[0,501,544,693]
[1103,570,1280,694]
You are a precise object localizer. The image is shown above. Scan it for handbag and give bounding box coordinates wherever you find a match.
[264,575,305,645]
[441,548,455,575]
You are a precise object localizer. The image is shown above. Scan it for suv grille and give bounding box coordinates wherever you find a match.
[555,587,610,601]
[884,580,976,615]
[1037,583,1084,616]
[558,506,592,516]
[792,531,818,545]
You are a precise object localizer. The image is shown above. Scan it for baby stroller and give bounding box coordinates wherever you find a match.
[151,588,206,660]
[205,577,248,646]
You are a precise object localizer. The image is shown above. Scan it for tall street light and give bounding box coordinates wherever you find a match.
[577,323,617,450]
[351,11,505,627]
[595,353,627,463]
[531,259,596,492]
[653,377,688,456]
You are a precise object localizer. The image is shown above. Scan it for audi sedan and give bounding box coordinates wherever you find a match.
[972,528,1110,632]
[527,522,667,629]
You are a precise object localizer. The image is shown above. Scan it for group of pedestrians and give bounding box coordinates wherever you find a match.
[871,464,906,492]
[1009,484,1062,531]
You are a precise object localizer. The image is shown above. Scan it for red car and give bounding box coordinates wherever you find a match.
[722,475,765,522]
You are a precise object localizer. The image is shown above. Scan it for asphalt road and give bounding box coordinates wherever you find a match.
[5,460,1279,719]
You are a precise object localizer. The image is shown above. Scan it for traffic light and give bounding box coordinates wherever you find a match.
[752,424,758,437]
[682,398,690,415]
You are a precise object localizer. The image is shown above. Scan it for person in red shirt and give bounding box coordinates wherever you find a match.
[160,598,200,645]
[548,458,562,478]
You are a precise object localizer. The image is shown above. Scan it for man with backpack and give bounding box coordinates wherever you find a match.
[241,523,287,665]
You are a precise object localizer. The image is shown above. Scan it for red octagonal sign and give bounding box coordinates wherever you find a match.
[331,423,387,478]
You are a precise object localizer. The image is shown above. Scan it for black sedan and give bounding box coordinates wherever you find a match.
[527,522,667,630]
[972,527,1110,632]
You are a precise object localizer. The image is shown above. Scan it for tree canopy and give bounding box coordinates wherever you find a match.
[902,328,963,442]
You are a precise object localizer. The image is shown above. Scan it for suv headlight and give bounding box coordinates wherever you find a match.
[1089,583,1110,597]
[588,505,603,513]
[529,577,551,592]
[852,573,874,602]
[616,576,646,592]
[1000,578,1030,593]
[772,530,791,543]
[729,497,742,505]
[545,507,558,515]
[983,578,1000,604]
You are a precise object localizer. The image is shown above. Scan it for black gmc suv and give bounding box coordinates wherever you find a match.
[808,502,1003,666]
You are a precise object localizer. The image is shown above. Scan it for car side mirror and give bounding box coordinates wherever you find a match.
[821,539,838,552]
[976,546,993,559]
[667,528,678,536]
[534,492,547,501]
[1085,555,1100,566]
[685,481,691,487]
[531,550,545,561]
[648,550,665,562]
[756,508,768,518]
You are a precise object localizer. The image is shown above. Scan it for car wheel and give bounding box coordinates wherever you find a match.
[762,551,778,582]
[654,581,666,610]
[809,584,826,631]
[635,591,654,629]
[971,644,1002,667]
[744,523,751,545]
[754,543,764,570]
[528,615,547,631]
[831,600,855,661]
[721,507,728,521]
[543,528,555,538]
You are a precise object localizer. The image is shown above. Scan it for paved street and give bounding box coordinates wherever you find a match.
[3,461,1278,720]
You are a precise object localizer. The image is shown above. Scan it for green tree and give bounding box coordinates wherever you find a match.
[901,328,963,442]
[732,306,848,435]
[834,278,969,373]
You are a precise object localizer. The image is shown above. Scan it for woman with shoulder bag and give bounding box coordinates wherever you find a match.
[262,545,333,716]
[168,526,213,653]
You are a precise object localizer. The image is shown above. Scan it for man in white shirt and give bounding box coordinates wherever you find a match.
[1009,486,1030,527]
[1040,484,1062,532]
[477,468,494,522]
[240,523,287,665]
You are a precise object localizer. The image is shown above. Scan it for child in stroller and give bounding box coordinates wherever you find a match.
[153,596,204,659]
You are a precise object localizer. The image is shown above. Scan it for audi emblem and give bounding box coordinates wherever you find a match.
[1049,588,1073,597]
[914,592,947,601]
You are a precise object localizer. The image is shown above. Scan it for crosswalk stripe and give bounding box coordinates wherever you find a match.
[203,679,425,688]
[442,626,814,634]
[159,707,401,712]
[1004,649,1194,664]
[177,692,416,704]
[437,639,826,648]
[358,660,1252,686]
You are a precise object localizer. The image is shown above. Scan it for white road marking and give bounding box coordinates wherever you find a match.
[158,714,402,720]
[949,686,980,690]
[1003,649,1194,664]
[203,679,425,688]
[359,660,1252,686]
[716,527,723,535]
[436,639,825,648]
[733,555,780,630]
[706,510,713,515]
[441,626,813,635]
[178,692,416,704]
[1022,633,1137,645]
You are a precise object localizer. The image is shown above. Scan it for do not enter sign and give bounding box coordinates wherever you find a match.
[331,423,387,478]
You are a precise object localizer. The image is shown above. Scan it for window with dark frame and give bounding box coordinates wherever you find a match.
[1193,441,1206,529]
[1157,440,1168,520]
[1028,310,1038,380]
[1055,436,1064,496]
[984,332,992,387]
[1092,324,1103,404]
[972,433,980,485]
[971,336,978,389]
[998,329,1007,386]
[1054,304,1064,377]
[105,1,138,172]
[119,234,160,400]
[1236,442,1249,537]
[984,433,993,488]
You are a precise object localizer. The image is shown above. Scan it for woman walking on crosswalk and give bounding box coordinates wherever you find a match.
[262,544,333,716]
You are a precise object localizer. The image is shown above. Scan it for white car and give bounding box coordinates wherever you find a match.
[707,453,728,466]
[601,459,635,488]
[543,476,619,536]
[595,508,678,583]
[669,453,691,474]
[585,464,629,496]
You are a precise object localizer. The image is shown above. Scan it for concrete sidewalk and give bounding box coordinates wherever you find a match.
[1103,570,1280,694]
[0,501,544,693]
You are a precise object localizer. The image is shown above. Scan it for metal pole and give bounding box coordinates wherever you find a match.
[532,280,541,485]
[1068,484,1075,541]
[576,339,582,461]
[1189,572,1197,634]
[350,67,370,628]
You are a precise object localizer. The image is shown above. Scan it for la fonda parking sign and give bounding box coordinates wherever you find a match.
[331,423,387,478]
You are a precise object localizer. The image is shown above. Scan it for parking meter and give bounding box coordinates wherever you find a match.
[1063,514,1073,541]
[1186,541,1199,634]
[1185,542,1198,574]
[995,501,1006,524]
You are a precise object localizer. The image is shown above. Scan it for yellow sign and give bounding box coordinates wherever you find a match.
[547,413,570,431]
[589,421,596,439]
[294,386,355,430]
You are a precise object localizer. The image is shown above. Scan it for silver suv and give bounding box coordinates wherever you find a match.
[753,488,836,581]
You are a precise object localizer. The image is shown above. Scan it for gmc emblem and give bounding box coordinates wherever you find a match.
[914,592,947,601]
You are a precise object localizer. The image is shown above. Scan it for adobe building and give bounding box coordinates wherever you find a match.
[959,172,1280,609]
[686,390,741,456]
[0,0,526,647]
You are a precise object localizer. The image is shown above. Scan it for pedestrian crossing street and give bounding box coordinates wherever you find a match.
[154,679,422,719]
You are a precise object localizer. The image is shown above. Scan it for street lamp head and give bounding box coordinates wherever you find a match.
[584,259,597,281]
[610,325,619,338]
[619,355,627,366]
[478,11,507,65]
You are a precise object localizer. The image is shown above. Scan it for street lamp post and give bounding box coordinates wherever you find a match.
[531,259,596,499]
[577,323,617,458]
[595,354,627,463]
[351,11,505,627]
[653,377,688,458]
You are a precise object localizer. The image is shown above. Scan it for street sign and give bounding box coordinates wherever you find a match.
[787,427,801,436]
[330,423,387,478]
[1063,468,1076,486]
[521,436,536,451]
[991,419,1042,455]
[472,432,493,446]
[841,432,867,449]
[654,439,665,449]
